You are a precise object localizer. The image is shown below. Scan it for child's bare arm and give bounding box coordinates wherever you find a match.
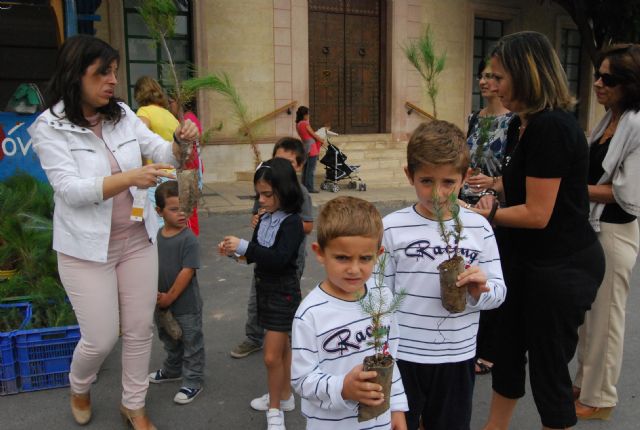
[302,220,313,235]
[157,267,195,308]
[391,411,407,430]
[341,364,385,406]
[456,265,490,301]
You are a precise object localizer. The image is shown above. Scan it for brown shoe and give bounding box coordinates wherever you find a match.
[575,400,613,420]
[120,405,157,430]
[70,391,91,425]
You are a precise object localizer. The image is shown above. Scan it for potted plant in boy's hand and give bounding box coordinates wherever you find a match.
[432,189,467,313]
[356,253,406,422]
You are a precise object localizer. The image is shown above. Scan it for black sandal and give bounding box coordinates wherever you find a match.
[475,359,492,375]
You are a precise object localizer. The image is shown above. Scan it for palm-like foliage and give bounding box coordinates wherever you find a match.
[139,0,261,166]
[0,174,75,328]
[404,25,447,118]
[138,0,190,164]
[183,74,262,165]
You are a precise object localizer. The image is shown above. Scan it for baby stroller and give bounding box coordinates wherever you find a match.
[317,128,366,193]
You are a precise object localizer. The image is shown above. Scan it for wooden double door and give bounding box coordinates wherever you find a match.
[309,0,386,134]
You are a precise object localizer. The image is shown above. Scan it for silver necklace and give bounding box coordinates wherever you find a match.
[503,125,526,168]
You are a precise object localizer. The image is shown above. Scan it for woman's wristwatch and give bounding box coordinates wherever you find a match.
[478,188,498,198]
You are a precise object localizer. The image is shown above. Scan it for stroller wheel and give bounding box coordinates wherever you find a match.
[348,181,357,189]
[331,184,340,193]
[320,182,328,191]
[358,183,367,192]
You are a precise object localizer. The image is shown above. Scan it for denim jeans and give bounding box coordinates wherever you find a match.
[302,155,318,191]
[155,310,205,389]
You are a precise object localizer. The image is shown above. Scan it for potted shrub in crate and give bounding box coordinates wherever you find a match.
[432,189,467,313]
[0,173,79,392]
[0,302,31,395]
[356,253,405,422]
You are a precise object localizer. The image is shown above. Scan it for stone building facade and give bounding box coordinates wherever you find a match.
[93,0,603,183]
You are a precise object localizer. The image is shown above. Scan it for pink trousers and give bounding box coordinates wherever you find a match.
[57,231,157,409]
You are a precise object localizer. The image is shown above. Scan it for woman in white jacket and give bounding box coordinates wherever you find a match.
[573,44,640,421]
[30,35,198,430]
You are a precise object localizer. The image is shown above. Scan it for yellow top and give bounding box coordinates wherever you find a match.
[136,104,179,142]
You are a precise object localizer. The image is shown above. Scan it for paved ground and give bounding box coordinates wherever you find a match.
[2,184,640,429]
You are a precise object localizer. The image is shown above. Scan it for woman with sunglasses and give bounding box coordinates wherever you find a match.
[573,44,640,420]
[474,32,605,430]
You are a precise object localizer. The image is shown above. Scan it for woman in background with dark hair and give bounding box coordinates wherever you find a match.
[473,31,605,430]
[462,58,512,206]
[30,35,197,429]
[573,44,640,421]
[295,105,324,193]
[463,58,513,377]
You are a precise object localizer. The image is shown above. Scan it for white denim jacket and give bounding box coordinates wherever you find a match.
[30,101,178,262]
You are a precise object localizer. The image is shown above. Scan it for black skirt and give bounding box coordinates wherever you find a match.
[255,272,301,332]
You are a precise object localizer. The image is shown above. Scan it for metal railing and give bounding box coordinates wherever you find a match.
[240,100,297,135]
[405,101,435,120]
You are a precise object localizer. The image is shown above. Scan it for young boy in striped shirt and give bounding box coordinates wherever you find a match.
[381,120,506,430]
[291,196,408,429]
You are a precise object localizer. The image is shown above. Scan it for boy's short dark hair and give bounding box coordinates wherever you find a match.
[406,120,470,177]
[273,137,307,166]
[155,180,179,210]
[317,196,383,249]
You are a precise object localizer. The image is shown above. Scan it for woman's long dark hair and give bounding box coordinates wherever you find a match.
[253,158,303,214]
[295,106,309,123]
[45,35,122,126]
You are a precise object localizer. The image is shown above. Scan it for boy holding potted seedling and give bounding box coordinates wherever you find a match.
[148,180,204,405]
[381,120,506,430]
[291,196,408,429]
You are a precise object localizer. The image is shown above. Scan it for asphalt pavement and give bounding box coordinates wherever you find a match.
[2,193,639,429]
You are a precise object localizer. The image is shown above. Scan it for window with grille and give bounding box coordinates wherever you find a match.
[122,0,193,108]
[559,28,582,118]
[472,18,503,112]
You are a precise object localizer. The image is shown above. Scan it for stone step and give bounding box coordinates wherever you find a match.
[234,134,408,183]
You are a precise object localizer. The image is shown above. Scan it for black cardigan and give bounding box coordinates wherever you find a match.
[245,212,304,278]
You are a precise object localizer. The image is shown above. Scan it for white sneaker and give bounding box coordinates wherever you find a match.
[250,393,295,411]
[266,408,286,430]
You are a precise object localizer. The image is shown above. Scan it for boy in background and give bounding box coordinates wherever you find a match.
[148,180,204,405]
[292,196,408,429]
[381,120,506,430]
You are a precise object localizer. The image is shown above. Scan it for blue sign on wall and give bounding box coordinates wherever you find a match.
[0,112,47,183]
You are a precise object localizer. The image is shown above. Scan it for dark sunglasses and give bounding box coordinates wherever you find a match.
[593,71,621,87]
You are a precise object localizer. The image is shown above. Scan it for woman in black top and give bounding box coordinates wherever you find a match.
[475,32,605,430]
[573,45,640,420]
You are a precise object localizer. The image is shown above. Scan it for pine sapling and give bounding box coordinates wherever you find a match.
[432,188,468,313]
[355,252,406,421]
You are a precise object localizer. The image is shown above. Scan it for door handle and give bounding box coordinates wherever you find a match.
[322,46,330,55]
[322,70,331,77]
[359,48,366,57]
